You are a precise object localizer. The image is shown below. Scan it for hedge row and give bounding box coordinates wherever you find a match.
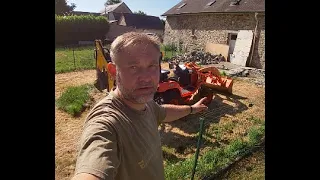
[55,15,109,45]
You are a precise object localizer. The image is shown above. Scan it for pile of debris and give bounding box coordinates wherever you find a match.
[168,50,225,65]
[224,67,265,87]
[226,67,265,78]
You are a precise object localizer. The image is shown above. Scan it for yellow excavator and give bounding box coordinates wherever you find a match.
[94,39,115,92]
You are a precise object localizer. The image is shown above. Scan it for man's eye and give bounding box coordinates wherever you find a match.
[130,66,137,69]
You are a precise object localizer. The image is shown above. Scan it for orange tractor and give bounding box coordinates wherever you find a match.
[93,39,233,106]
[154,61,233,105]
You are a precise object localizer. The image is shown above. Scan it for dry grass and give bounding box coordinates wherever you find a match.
[55,70,96,98]
[216,146,265,180]
[159,78,265,160]
[55,70,106,180]
[55,64,265,179]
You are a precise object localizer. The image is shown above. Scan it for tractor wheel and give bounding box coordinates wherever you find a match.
[154,92,165,105]
[154,89,182,105]
[199,85,214,105]
[163,89,182,105]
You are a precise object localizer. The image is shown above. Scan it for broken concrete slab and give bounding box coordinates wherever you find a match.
[230,30,254,67]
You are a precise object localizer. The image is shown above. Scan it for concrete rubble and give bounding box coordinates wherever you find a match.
[224,67,265,87]
[168,50,225,65]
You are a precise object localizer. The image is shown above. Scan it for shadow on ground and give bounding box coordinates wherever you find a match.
[159,91,248,159]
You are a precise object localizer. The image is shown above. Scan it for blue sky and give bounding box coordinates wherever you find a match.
[68,0,181,19]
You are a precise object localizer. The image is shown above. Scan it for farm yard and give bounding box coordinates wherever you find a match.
[55,46,265,180]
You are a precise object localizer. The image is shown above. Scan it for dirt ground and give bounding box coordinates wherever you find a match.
[55,69,106,180]
[55,63,265,180]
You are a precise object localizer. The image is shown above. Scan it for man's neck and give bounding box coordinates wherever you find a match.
[114,88,146,111]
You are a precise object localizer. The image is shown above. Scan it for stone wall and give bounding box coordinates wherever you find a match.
[135,29,164,41]
[164,13,265,69]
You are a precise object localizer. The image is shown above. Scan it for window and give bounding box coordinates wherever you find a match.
[207,0,216,6]
[231,34,237,40]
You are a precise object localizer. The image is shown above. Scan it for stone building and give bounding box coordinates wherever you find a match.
[162,0,265,69]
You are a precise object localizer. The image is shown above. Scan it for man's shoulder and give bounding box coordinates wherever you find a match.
[84,93,122,126]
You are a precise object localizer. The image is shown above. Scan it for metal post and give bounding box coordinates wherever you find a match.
[191,117,205,180]
[73,47,76,69]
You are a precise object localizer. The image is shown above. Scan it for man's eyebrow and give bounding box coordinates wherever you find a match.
[126,60,139,66]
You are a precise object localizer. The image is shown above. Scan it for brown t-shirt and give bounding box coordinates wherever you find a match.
[74,91,167,180]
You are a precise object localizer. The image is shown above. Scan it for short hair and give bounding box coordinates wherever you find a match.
[110,32,161,64]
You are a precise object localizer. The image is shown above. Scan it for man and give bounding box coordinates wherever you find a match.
[72,32,209,180]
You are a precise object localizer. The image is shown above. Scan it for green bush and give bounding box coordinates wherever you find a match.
[55,15,109,45]
[163,43,177,52]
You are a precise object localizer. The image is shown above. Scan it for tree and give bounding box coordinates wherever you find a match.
[55,0,76,15]
[160,19,165,26]
[104,0,122,6]
[134,10,147,15]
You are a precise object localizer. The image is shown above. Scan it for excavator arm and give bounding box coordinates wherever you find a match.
[94,39,115,92]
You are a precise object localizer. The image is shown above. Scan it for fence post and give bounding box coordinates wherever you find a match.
[72,46,76,69]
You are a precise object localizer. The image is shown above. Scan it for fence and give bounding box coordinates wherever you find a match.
[55,43,182,74]
[55,44,96,73]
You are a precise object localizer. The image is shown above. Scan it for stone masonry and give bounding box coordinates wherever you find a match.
[163,13,265,69]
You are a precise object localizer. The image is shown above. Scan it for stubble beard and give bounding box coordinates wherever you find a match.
[116,72,157,104]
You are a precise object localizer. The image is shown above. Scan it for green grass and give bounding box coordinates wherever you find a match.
[55,45,178,73]
[55,45,95,73]
[164,120,265,180]
[220,70,227,77]
[160,45,181,61]
[248,125,265,146]
[56,84,93,116]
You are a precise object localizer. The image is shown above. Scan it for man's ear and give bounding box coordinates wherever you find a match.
[107,63,116,78]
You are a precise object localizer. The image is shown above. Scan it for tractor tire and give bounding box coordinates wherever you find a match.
[199,86,214,105]
[154,92,165,105]
[154,89,182,105]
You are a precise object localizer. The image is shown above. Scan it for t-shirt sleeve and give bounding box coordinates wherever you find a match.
[152,101,167,125]
[74,117,120,180]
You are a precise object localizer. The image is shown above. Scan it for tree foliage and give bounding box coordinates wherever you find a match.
[134,10,147,15]
[55,0,76,15]
[104,0,122,6]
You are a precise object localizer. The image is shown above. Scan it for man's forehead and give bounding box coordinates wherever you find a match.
[117,45,159,61]
[124,43,158,54]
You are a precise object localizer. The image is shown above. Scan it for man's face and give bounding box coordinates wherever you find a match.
[116,43,160,104]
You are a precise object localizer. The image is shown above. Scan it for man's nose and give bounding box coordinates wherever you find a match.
[138,68,153,81]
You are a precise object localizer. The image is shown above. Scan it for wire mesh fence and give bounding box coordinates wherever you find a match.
[55,44,96,73]
[55,42,185,74]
